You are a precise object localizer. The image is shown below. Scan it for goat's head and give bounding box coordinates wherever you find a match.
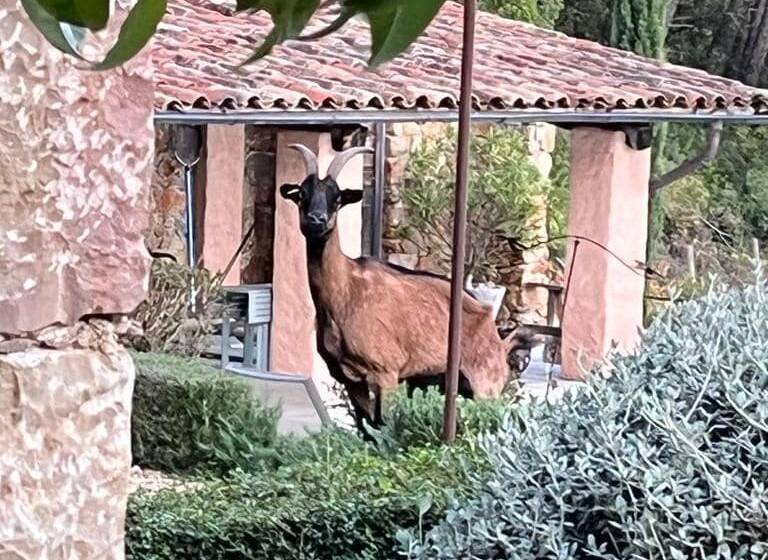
[279,144,370,239]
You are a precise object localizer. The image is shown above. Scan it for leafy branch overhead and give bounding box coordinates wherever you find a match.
[20,0,447,70]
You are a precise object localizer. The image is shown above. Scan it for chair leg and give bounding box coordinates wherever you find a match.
[243,323,255,368]
[221,312,231,369]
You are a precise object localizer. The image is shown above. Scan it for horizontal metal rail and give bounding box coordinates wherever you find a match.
[154,107,768,126]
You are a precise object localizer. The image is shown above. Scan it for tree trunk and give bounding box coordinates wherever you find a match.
[743,0,768,84]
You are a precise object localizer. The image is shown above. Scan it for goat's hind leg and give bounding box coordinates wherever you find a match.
[345,380,377,438]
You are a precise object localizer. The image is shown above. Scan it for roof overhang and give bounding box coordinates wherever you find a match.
[154,108,768,126]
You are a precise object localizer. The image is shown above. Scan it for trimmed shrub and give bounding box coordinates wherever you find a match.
[374,386,513,453]
[126,440,489,560]
[131,352,281,475]
[406,281,768,559]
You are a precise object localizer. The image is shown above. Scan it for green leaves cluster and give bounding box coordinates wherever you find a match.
[21,0,166,70]
[406,280,768,558]
[401,125,560,281]
[130,351,282,476]
[126,376,510,559]
[21,0,448,70]
[479,0,564,28]
[127,440,487,560]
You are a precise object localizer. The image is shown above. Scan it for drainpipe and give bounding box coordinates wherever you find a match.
[172,125,203,311]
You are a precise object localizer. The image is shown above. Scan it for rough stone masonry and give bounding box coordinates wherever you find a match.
[0,3,154,558]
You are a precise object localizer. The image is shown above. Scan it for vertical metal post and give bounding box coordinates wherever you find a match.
[443,0,477,443]
[372,122,387,259]
[184,165,196,270]
[183,164,198,312]
[174,124,203,313]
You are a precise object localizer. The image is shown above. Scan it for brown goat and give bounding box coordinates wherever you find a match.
[280,144,522,431]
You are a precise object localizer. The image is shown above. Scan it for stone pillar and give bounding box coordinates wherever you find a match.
[199,125,246,285]
[0,323,135,559]
[509,123,558,325]
[561,127,650,379]
[271,131,363,378]
[0,4,154,558]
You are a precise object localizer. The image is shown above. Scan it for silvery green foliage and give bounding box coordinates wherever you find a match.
[406,281,768,559]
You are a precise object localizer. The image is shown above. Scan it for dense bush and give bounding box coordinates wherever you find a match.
[401,126,551,283]
[126,436,490,559]
[374,386,513,453]
[478,0,564,28]
[407,281,768,558]
[131,352,281,476]
[127,361,515,559]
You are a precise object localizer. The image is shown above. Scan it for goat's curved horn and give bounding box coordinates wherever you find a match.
[326,147,373,181]
[288,144,319,177]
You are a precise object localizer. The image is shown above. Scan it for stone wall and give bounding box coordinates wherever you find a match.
[0,322,135,560]
[242,126,278,284]
[0,3,154,557]
[146,125,186,262]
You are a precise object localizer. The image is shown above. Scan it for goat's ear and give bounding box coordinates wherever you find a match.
[279,183,301,203]
[340,189,363,207]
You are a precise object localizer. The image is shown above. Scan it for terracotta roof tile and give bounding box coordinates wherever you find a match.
[153,1,768,113]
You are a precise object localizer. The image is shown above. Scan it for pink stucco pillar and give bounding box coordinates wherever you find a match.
[561,127,650,379]
[272,131,363,376]
[199,125,245,285]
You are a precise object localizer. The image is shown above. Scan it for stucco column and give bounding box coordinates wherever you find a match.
[272,131,362,379]
[561,127,650,379]
[199,125,246,285]
[0,4,154,559]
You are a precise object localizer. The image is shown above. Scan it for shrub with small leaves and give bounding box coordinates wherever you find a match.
[373,385,514,453]
[406,280,768,559]
[126,437,490,560]
[131,352,281,476]
[123,258,229,356]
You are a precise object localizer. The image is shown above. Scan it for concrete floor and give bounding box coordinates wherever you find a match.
[238,345,583,435]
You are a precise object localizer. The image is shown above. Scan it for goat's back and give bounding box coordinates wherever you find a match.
[334,260,508,397]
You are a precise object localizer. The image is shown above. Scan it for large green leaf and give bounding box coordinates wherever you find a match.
[92,0,167,71]
[20,0,83,58]
[237,0,320,64]
[363,0,445,67]
[237,0,445,67]
[37,0,110,30]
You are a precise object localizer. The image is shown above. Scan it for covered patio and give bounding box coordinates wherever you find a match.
[151,0,768,390]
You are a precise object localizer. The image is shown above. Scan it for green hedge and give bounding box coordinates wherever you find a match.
[127,379,513,559]
[131,352,281,476]
[126,434,489,560]
[406,282,768,559]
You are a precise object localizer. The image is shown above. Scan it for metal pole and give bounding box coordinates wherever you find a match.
[443,0,477,443]
[184,165,196,270]
[372,122,387,259]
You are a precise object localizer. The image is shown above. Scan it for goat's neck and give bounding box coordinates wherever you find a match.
[306,227,353,311]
